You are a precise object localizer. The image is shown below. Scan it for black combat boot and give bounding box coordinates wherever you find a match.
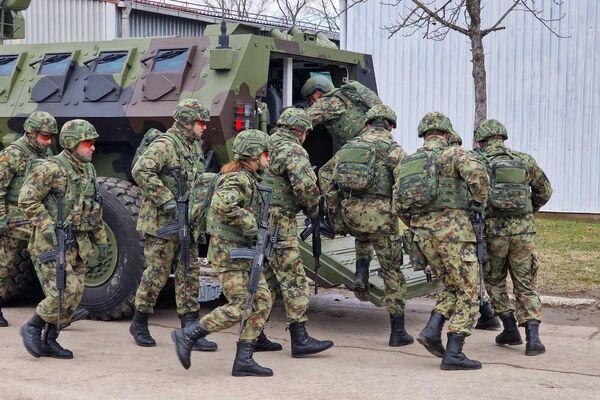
[41,324,73,359]
[129,310,156,347]
[353,258,370,301]
[389,314,414,347]
[475,301,501,330]
[289,322,334,357]
[180,312,218,352]
[254,330,283,352]
[20,313,46,358]
[0,306,8,327]
[231,340,274,377]
[440,333,482,370]
[417,312,446,358]
[171,320,211,369]
[495,313,523,346]
[525,320,546,356]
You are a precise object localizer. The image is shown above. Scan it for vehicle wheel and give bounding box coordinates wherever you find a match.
[80,177,144,320]
[2,247,40,300]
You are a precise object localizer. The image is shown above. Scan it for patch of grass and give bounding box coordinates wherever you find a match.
[535,216,600,298]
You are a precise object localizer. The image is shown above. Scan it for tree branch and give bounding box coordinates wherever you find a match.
[410,0,469,35]
[481,0,519,37]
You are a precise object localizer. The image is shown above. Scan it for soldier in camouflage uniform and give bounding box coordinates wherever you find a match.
[262,107,334,356]
[474,119,552,356]
[130,99,217,352]
[302,75,381,296]
[394,112,489,370]
[325,104,414,346]
[171,129,274,377]
[0,112,56,327]
[18,119,107,359]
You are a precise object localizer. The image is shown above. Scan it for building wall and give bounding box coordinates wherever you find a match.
[128,9,206,38]
[343,1,599,213]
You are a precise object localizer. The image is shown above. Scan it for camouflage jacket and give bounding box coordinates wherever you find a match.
[265,127,320,246]
[404,136,489,242]
[478,139,553,237]
[18,150,107,255]
[0,135,52,240]
[307,94,365,150]
[133,123,204,236]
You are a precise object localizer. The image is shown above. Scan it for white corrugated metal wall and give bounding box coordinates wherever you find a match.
[343,0,599,213]
[129,9,205,37]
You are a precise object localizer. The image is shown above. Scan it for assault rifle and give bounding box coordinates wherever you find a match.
[39,189,72,333]
[229,187,279,335]
[300,197,335,294]
[470,210,486,307]
[7,219,30,228]
[156,166,190,298]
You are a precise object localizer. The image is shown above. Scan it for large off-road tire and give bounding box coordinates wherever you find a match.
[2,247,40,301]
[80,177,144,320]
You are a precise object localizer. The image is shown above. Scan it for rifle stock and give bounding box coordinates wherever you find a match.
[470,211,486,307]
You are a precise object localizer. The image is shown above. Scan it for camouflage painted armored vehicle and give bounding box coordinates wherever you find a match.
[0,18,436,319]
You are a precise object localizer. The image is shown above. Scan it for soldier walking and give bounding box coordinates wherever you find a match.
[18,119,107,359]
[0,112,56,326]
[474,119,552,356]
[129,99,216,352]
[394,112,489,370]
[171,129,274,377]
[261,108,334,356]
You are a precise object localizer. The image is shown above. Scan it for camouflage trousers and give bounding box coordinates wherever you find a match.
[134,234,200,315]
[356,235,407,317]
[416,239,479,336]
[264,244,310,325]
[201,269,272,341]
[484,233,541,324]
[0,236,28,299]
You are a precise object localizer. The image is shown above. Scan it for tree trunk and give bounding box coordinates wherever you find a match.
[467,0,487,131]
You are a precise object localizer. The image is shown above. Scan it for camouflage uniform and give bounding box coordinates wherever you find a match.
[19,119,106,359]
[475,119,552,356]
[0,112,56,318]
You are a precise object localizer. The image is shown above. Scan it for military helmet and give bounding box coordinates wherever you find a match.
[173,98,210,124]
[59,119,99,149]
[417,112,456,138]
[474,119,508,142]
[448,131,463,146]
[277,107,312,133]
[23,111,58,135]
[301,75,334,99]
[365,104,397,126]
[232,129,269,160]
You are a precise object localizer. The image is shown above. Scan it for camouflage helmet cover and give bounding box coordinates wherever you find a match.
[474,119,508,142]
[59,119,99,149]
[417,112,456,138]
[365,104,397,126]
[301,75,334,99]
[232,129,269,160]
[23,111,58,135]
[277,107,312,132]
[173,98,210,124]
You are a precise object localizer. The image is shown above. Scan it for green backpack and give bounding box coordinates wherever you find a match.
[333,141,376,192]
[487,152,533,215]
[131,128,163,170]
[340,81,382,111]
[394,149,440,210]
[189,172,220,244]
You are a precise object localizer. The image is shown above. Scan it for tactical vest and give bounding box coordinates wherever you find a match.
[322,81,382,144]
[206,172,261,245]
[483,150,533,217]
[261,172,300,212]
[5,138,50,204]
[45,153,101,233]
[156,132,202,201]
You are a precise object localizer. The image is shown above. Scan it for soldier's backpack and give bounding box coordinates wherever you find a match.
[189,172,221,244]
[332,141,376,192]
[339,80,381,112]
[131,128,163,170]
[394,149,441,210]
[486,152,532,215]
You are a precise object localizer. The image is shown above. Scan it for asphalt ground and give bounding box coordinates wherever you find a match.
[1,289,599,400]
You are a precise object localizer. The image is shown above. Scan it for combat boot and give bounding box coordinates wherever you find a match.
[254,330,283,352]
[525,320,546,356]
[60,307,90,330]
[180,312,218,352]
[232,340,274,377]
[495,313,523,346]
[0,306,8,327]
[440,333,482,370]
[129,310,156,347]
[475,301,501,330]
[171,320,210,369]
[41,324,73,359]
[417,312,446,358]
[20,313,46,358]
[289,322,334,357]
[353,258,370,301]
[389,314,414,347]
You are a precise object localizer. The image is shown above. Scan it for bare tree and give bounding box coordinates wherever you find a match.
[275,0,313,25]
[307,0,340,31]
[200,0,270,17]
[346,0,568,128]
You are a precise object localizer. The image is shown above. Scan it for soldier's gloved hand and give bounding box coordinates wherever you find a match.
[42,225,58,246]
[96,244,109,261]
[161,199,177,214]
[469,201,485,213]
[242,225,259,239]
[0,216,8,234]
